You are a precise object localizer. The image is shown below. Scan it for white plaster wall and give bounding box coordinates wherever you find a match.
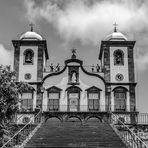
[110,47,129,83]
[42,67,105,111]
[19,46,38,82]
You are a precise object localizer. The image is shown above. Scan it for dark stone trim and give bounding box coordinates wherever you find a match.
[85,86,102,91]
[46,86,62,91]
[129,85,136,112]
[104,47,110,82]
[37,46,44,81]
[13,45,20,81]
[99,40,135,60]
[66,86,82,91]
[42,65,67,83]
[42,58,106,84]
[112,86,128,92]
[65,58,83,65]
[106,82,137,86]
[128,46,135,82]
[12,40,49,59]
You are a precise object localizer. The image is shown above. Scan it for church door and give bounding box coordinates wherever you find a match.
[68,93,79,111]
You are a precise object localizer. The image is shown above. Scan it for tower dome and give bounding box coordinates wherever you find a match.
[20,31,43,40]
[104,24,127,41]
[20,24,43,40]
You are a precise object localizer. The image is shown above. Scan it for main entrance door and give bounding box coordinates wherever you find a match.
[68,93,79,111]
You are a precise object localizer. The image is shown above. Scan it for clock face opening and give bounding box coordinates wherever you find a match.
[116,73,124,81]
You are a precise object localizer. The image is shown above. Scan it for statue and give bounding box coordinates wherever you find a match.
[71,72,77,83]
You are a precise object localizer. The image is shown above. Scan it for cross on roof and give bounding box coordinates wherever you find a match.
[113,22,118,32]
[29,23,34,32]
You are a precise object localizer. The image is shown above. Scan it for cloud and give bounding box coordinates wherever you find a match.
[0,44,11,66]
[24,0,148,71]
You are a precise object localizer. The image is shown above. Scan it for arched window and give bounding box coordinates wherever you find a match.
[86,86,102,111]
[114,49,124,65]
[113,87,128,111]
[46,86,62,111]
[24,49,34,64]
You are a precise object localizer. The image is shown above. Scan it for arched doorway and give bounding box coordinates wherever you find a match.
[113,87,128,111]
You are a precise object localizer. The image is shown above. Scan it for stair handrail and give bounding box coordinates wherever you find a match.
[1,110,42,148]
[111,113,148,148]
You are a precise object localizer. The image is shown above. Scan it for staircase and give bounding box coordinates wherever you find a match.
[24,118,126,148]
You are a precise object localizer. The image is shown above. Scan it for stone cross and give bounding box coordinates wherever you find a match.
[113,22,118,32]
[29,23,34,32]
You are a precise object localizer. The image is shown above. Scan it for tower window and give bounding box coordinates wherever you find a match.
[114,49,124,65]
[24,49,34,64]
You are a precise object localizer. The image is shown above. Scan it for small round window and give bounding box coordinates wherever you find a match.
[24,73,31,80]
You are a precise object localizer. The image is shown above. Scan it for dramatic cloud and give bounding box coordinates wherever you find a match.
[0,44,11,66]
[24,0,148,70]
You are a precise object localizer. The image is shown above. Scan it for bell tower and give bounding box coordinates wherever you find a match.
[99,25,136,112]
[12,26,49,110]
[12,25,49,83]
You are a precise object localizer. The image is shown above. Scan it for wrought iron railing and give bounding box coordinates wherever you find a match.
[1,110,42,148]
[41,105,136,112]
[111,113,148,148]
[138,113,148,125]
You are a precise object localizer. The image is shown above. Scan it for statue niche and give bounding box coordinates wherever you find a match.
[68,66,79,84]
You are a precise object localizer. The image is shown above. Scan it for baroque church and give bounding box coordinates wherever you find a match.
[12,25,136,124]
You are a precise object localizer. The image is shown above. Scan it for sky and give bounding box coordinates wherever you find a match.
[0,0,148,112]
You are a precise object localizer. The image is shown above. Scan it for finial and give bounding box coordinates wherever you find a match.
[29,23,34,32]
[113,22,118,32]
[71,48,77,59]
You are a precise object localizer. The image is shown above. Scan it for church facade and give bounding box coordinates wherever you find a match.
[12,27,137,124]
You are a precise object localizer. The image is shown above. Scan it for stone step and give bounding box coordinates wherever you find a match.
[25,120,126,148]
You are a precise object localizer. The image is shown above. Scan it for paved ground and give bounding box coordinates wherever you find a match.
[25,117,126,148]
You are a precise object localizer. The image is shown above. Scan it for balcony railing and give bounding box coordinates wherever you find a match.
[41,105,137,112]
[16,105,138,113]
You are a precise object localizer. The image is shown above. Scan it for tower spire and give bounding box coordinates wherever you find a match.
[113,22,118,32]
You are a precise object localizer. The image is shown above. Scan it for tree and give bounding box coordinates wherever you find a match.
[0,66,33,146]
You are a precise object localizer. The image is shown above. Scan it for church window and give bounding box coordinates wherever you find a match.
[86,86,101,111]
[20,92,33,112]
[46,86,62,111]
[48,93,59,111]
[113,87,127,111]
[24,49,34,64]
[114,49,124,65]
[88,93,99,111]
